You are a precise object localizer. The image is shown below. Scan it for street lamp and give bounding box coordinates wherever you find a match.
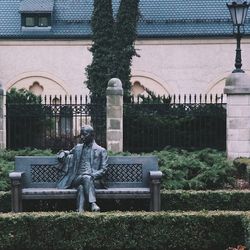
[227,0,250,73]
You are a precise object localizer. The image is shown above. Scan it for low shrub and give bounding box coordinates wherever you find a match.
[0,148,236,192]
[0,211,246,250]
[154,148,235,190]
[0,148,53,191]
[110,148,235,190]
[0,191,10,212]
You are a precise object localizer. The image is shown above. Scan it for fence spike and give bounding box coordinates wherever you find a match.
[194,94,196,104]
[210,94,213,103]
[137,95,140,104]
[199,94,202,103]
[184,94,186,104]
[70,95,72,104]
[215,94,218,104]
[49,95,52,105]
[205,94,207,103]
[157,94,160,104]
[189,94,191,103]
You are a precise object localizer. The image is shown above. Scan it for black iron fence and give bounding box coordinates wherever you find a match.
[6,93,227,153]
[124,94,226,153]
[6,95,106,151]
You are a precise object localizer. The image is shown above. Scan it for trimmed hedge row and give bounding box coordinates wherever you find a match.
[2,190,250,213]
[161,190,250,211]
[0,211,247,250]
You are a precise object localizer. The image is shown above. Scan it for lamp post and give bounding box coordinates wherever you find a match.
[227,0,250,73]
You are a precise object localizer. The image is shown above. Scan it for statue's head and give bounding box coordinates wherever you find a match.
[80,125,94,145]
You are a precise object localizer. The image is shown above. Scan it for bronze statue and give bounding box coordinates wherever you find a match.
[57,125,108,212]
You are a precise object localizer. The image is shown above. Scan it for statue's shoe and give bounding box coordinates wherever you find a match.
[76,208,85,213]
[91,203,100,212]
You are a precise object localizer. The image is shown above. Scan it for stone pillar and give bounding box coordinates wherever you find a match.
[106,78,123,152]
[0,85,6,149]
[224,73,250,159]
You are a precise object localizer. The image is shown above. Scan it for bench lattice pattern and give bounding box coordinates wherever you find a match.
[31,165,60,183]
[106,164,143,182]
[31,163,143,183]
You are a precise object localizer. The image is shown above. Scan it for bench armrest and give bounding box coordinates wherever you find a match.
[9,172,24,180]
[149,171,163,181]
[9,172,24,212]
[149,171,162,212]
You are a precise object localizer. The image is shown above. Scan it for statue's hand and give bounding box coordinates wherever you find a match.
[57,151,66,163]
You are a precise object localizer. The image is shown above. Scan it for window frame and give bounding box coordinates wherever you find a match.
[21,13,52,28]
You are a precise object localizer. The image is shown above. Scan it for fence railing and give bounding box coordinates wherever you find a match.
[6,93,226,153]
[6,95,106,151]
[124,94,226,153]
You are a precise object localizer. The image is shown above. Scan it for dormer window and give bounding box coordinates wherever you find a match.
[19,0,54,31]
[22,13,51,27]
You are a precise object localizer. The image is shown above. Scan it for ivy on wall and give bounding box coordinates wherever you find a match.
[85,0,114,101]
[85,0,140,100]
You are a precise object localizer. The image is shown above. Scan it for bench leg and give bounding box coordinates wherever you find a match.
[150,179,161,212]
[11,179,22,212]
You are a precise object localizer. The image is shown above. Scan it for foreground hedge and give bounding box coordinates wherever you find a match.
[0,211,246,250]
[2,190,250,213]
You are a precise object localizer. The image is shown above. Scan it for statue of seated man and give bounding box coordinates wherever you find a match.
[57,125,108,212]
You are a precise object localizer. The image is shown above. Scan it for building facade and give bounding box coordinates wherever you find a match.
[1,0,250,98]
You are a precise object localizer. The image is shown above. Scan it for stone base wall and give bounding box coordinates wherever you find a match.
[227,95,250,159]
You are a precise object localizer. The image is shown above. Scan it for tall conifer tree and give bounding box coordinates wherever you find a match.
[85,0,140,100]
[85,0,114,101]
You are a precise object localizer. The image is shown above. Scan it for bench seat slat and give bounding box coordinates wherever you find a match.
[22,188,151,200]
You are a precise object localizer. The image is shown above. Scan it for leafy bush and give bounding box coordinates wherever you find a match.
[6,88,53,149]
[0,211,246,250]
[0,148,53,191]
[0,148,235,191]
[111,148,235,190]
[0,192,10,212]
[155,148,235,190]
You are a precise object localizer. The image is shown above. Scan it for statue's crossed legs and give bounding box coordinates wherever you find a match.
[72,175,100,212]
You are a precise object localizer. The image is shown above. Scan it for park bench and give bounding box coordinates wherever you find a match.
[9,155,162,212]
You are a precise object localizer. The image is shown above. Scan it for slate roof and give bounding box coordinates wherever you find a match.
[19,0,54,13]
[0,0,249,39]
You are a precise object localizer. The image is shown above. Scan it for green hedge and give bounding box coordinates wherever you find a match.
[3,190,250,213]
[0,192,10,212]
[161,190,250,211]
[0,211,246,250]
[0,149,53,191]
[0,148,236,192]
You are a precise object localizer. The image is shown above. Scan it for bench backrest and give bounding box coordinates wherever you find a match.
[14,155,159,188]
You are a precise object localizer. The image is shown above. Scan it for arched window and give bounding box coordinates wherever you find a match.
[131,81,146,96]
[29,81,44,95]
